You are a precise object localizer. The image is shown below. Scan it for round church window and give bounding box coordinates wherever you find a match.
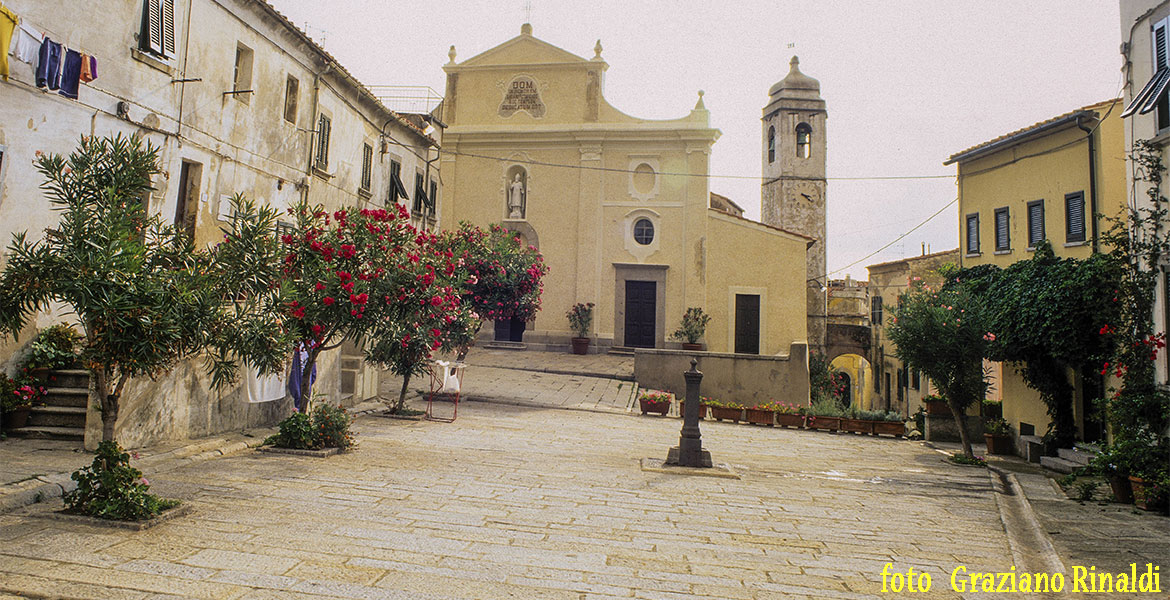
[633,218,654,245]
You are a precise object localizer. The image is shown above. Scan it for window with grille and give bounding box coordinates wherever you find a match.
[140,0,176,58]
[1027,200,1045,247]
[1065,191,1086,243]
[633,218,655,245]
[994,207,1010,251]
[965,213,980,254]
[360,144,373,193]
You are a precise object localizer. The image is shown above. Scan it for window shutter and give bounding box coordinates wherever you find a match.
[361,144,372,191]
[315,116,330,169]
[1028,200,1045,246]
[1065,192,1085,242]
[995,208,1009,251]
[429,181,438,210]
[162,0,175,56]
[143,0,163,54]
[966,214,979,253]
[1157,20,1168,70]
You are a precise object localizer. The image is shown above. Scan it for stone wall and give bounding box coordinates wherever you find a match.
[634,343,809,407]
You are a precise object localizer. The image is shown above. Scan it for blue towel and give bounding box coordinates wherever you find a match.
[35,38,61,89]
[58,49,82,99]
[288,344,317,412]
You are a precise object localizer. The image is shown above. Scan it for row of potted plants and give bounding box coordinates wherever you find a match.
[1089,435,1169,512]
[567,306,712,354]
[637,391,907,437]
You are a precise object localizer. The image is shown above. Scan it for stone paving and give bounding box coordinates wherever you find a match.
[0,402,1019,600]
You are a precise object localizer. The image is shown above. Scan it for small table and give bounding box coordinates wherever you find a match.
[425,360,467,422]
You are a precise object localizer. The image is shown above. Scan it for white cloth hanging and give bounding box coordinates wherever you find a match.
[245,365,286,403]
[11,22,41,64]
[434,360,464,394]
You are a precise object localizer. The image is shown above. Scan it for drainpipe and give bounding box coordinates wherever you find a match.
[305,62,332,200]
[1077,116,1100,253]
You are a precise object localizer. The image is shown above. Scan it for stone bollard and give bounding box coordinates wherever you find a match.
[666,357,713,467]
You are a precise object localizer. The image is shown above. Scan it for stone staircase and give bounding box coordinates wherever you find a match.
[1040,446,1096,474]
[8,369,88,442]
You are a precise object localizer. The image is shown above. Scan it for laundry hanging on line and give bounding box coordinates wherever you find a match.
[11,21,42,65]
[35,36,61,89]
[0,2,16,81]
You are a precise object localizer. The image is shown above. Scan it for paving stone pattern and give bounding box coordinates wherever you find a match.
[383,365,637,414]
[0,403,1017,599]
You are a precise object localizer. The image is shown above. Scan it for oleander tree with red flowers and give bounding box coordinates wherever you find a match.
[450,223,548,322]
[278,201,423,408]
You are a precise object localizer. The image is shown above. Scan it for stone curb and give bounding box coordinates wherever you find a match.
[986,464,1066,576]
[464,363,635,382]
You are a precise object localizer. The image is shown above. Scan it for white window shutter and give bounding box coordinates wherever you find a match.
[1156,18,1169,70]
[162,0,176,56]
[146,0,163,54]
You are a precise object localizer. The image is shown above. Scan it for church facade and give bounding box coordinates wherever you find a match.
[439,25,811,356]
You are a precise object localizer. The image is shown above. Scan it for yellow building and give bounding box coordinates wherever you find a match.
[866,249,959,418]
[439,24,811,355]
[945,99,1126,447]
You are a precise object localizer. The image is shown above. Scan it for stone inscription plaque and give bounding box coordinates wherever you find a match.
[499,75,546,118]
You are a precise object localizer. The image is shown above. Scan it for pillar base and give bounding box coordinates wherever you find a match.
[665,445,712,468]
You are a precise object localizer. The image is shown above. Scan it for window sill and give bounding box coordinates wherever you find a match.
[1151,128,1170,147]
[965,252,981,258]
[130,48,175,76]
[993,249,1012,255]
[312,166,332,180]
[1064,240,1088,248]
[357,188,372,199]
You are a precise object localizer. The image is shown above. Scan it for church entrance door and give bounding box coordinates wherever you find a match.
[624,281,656,348]
[494,317,526,342]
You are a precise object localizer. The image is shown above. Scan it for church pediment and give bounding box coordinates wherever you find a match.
[454,32,589,69]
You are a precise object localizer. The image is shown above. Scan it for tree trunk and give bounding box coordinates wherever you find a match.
[396,372,412,413]
[94,369,125,444]
[949,398,974,458]
[299,346,321,414]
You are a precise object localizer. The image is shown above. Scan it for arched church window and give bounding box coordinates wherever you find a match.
[767,126,775,163]
[796,123,812,159]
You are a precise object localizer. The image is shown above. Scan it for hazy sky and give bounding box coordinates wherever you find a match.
[268,0,1123,280]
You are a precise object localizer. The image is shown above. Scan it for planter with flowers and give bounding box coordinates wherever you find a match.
[1,375,47,430]
[773,401,807,429]
[567,302,595,355]
[679,397,709,419]
[705,398,744,423]
[983,417,1013,455]
[638,390,673,416]
[670,307,711,351]
[805,397,844,431]
[745,401,781,426]
[923,393,951,416]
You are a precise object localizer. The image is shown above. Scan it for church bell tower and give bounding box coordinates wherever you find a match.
[761,56,828,355]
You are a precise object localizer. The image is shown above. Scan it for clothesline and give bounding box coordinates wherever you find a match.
[1,2,98,99]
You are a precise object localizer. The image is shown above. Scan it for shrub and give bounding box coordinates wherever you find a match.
[21,324,81,371]
[704,398,744,409]
[984,417,1011,436]
[670,307,711,344]
[266,404,354,450]
[566,302,594,338]
[808,397,845,417]
[949,453,986,466]
[63,442,179,521]
[857,409,903,422]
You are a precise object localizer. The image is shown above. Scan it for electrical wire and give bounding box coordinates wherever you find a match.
[812,197,958,282]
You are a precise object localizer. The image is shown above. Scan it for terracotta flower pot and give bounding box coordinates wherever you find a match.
[776,413,805,428]
[639,399,670,416]
[709,406,742,422]
[3,405,32,430]
[745,409,774,426]
[807,416,841,431]
[570,337,590,355]
[840,418,872,434]
[1108,473,1134,504]
[1129,476,1165,511]
[925,400,952,416]
[681,343,703,351]
[873,421,905,437]
[678,401,707,419]
[983,433,1014,455]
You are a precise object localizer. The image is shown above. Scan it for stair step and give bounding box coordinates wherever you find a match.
[1040,456,1081,474]
[43,387,90,408]
[43,369,90,389]
[6,425,85,441]
[1057,447,1095,467]
[27,405,87,428]
[607,347,635,356]
[484,342,527,351]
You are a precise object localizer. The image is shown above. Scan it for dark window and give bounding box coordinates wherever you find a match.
[388,160,406,205]
[1065,191,1086,243]
[413,173,426,214]
[314,115,331,170]
[284,76,299,124]
[767,126,775,163]
[140,0,175,58]
[871,296,883,325]
[360,144,373,192]
[429,180,438,214]
[1027,199,1045,247]
[633,218,654,245]
[734,294,761,354]
[912,370,921,390]
[965,213,980,254]
[796,122,812,159]
[174,161,201,243]
[994,207,1010,251]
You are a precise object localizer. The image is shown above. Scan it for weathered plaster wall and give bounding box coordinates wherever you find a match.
[634,344,810,408]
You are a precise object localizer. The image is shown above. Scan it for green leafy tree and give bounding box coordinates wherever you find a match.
[957,242,1125,448]
[0,135,289,442]
[888,281,989,457]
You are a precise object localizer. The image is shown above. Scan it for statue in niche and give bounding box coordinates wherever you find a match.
[508,173,526,219]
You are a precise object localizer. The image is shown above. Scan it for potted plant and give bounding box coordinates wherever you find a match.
[670,307,711,351]
[566,302,594,355]
[805,397,844,431]
[679,396,709,419]
[1,376,46,430]
[637,390,673,416]
[771,401,806,428]
[923,393,951,416]
[983,417,1013,455]
[21,324,82,381]
[1091,443,1135,504]
[706,398,744,422]
[746,401,781,426]
[869,410,907,437]
[840,408,872,434]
